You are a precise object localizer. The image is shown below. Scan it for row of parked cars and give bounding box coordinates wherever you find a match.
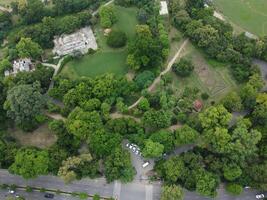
[126,143,142,156]
[125,143,150,168]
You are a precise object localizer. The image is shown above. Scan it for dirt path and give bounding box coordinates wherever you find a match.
[92,0,114,16]
[128,39,189,110]
[0,6,12,13]
[46,112,66,121]
[110,112,141,122]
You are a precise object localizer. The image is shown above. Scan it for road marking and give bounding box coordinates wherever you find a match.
[145,185,153,200]
[113,181,121,200]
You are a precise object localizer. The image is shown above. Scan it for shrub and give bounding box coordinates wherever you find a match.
[134,70,155,90]
[40,187,46,192]
[201,92,209,100]
[93,194,100,200]
[172,58,194,77]
[226,183,243,195]
[79,192,88,199]
[107,30,127,48]
[25,186,33,192]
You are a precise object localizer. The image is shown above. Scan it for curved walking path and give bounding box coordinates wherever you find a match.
[128,39,189,110]
[0,5,12,12]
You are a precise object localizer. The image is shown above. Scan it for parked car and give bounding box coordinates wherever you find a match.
[44,193,54,199]
[256,194,265,199]
[126,143,130,147]
[8,190,15,194]
[142,162,150,168]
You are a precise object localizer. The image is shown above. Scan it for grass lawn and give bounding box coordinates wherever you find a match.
[0,0,14,7]
[61,5,138,79]
[213,0,267,36]
[9,123,57,149]
[170,42,238,103]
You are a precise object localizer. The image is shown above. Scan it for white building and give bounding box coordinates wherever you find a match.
[159,1,169,15]
[53,27,98,56]
[4,58,34,77]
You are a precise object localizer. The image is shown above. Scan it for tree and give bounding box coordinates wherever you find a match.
[199,105,232,130]
[142,139,164,158]
[226,183,243,195]
[161,185,184,200]
[223,164,242,181]
[196,170,218,197]
[58,154,92,183]
[127,25,161,70]
[134,70,155,90]
[16,37,43,59]
[0,81,7,126]
[18,0,44,24]
[138,98,150,111]
[9,148,49,179]
[142,109,172,129]
[172,58,194,77]
[163,156,186,183]
[99,5,116,28]
[174,125,199,146]
[0,58,12,73]
[104,147,135,183]
[221,91,242,112]
[107,30,127,48]
[66,107,103,140]
[4,83,45,131]
[150,130,175,153]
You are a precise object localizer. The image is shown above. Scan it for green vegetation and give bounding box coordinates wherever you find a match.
[61,5,138,78]
[214,0,267,36]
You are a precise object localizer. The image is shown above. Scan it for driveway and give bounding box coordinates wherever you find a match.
[254,59,267,91]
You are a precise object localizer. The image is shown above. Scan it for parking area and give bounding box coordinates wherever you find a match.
[123,141,155,181]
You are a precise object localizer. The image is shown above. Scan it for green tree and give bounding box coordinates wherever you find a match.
[196,170,218,197]
[199,105,232,129]
[138,98,150,111]
[161,185,183,200]
[16,37,43,59]
[134,70,155,90]
[163,156,186,183]
[9,148,49,179]
[127,25,161,70]
[221,92,242,112]
[142,109,172,129]
[18,0,44,24]
[4,83,44,131]
[174,125,199,146]
[223,164,242,181]
[143,139,164,158]
[172,58,194,77]
[104,148,135,183]
[0,58,12,73]
[150,130,174,153]
[99,5,116,28]
[107,30,127,48]
[226,183,243,195]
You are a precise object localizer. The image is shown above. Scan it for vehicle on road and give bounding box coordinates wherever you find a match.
[142,162,150,168]
[44,193,54,198]
[256,193,265,199]
[15,194,20,198]
[9,190,15,194]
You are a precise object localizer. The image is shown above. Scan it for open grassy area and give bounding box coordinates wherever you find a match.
[9,123,57,149]
[170,42,238,103]
[213,0,267,36]
[61,5,138,79]
[0,0,14,7]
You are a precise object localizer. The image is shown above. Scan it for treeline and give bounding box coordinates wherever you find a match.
[169,0,267,82]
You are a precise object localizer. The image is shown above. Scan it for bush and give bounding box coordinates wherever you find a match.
[40,187,46,192]
[134,70,155,90]
[201,92,209,100]
[107,30,127,48]
[79,192,88,199]
[172,58,194,77]
[226,183,243,195]
[25,186,33,192]
[93,194,100,200]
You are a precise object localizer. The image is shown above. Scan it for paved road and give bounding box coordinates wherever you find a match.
[254,59,267,91]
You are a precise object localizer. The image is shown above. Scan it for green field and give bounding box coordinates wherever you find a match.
[214,0,267,36]
[61,5,138,78]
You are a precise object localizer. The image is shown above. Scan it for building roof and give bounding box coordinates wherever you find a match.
[193,100,203,112]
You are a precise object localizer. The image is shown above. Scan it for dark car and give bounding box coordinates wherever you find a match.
[44,193,54,198]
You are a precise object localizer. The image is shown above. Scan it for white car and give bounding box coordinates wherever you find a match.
[126,143,130,147]
[256,194,265,199]
[135,150,139,155]
[9,190,15,194]
[132,147,136,152]
[129,145,133,149]
[15,194,20,198]
[142,162,150,168]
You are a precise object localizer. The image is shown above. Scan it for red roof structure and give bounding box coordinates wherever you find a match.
[193,100,203,112]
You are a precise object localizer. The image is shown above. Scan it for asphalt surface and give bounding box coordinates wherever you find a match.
[254,59,267,91]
